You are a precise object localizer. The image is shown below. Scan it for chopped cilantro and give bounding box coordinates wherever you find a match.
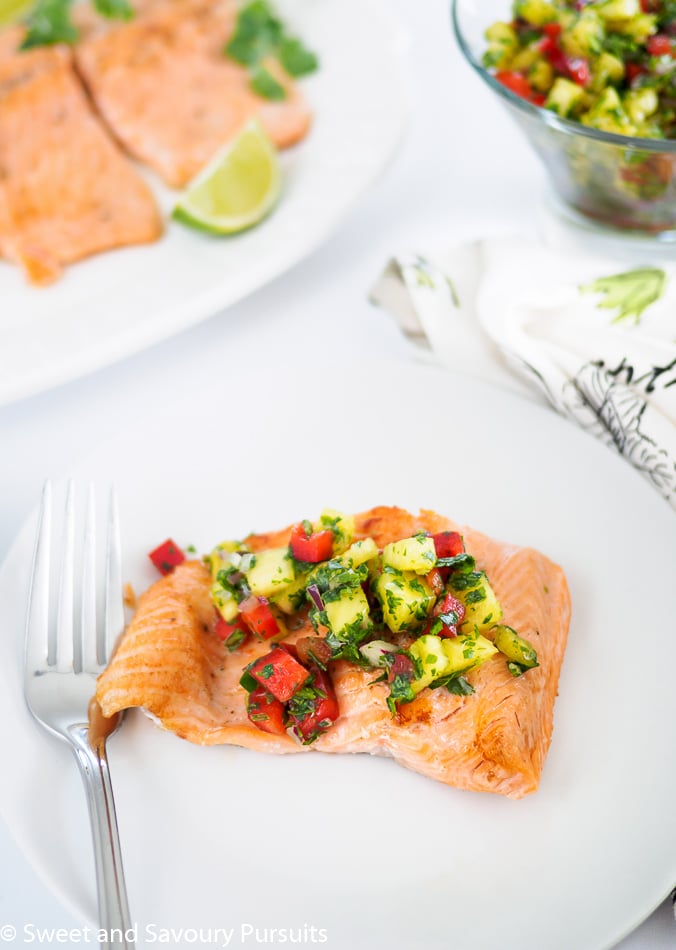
[465,588,486,605]
[225,0,283,65]
[93,0,133,19]
[21,0,79,49]
[225,0,318,99]
[436,554,475,571]
[446,676,474,696]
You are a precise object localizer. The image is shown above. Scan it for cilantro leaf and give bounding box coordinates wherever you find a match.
[446,675,474,696]
[249,66,287,101]
[93,0,133,19]
[21,0,78,49]
[279,35,318,77]
[225,0,283,65]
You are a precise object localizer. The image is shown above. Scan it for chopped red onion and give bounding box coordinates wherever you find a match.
[307,584,324,611]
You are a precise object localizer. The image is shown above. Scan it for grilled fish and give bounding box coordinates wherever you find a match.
[96,507,571,799]
[0,30,161,284]
[75,0,312,188]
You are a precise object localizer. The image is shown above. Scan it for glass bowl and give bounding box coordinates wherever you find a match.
[451,0,676,238]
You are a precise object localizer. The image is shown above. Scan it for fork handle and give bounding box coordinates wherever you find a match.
[69,725,135,950]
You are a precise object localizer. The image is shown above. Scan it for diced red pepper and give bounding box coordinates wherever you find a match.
[388,653,416,682]
[214,613,249,651]
[495,70,533,100]
[539,36,569,74]
[288,666,339,743]
[531,93,547,107]
[647,34,672,56]
[567,57,591,86]
[626,62,646,83]
[148,538,185,575]
[431,531,465,559]
[426,567,445,597]
[247,685,287,736]
[540,37,591,86]
[239,595,280,640]
[543,22,562,38]
[424,593,466,638]
[289,522,334,563]
[249,646,310,703]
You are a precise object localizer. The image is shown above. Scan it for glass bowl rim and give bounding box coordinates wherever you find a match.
[450,0,676,155]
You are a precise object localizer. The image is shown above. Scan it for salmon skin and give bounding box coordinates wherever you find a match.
[75,0,312,188]
[96,507,571,799]
[0,30,161,285]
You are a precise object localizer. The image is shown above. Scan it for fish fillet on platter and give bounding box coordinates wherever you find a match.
[75,0,313,188]
[0,30,161,285]
[97,507,571,799]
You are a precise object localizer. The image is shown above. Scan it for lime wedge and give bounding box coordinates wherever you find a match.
[0,0,32,27]
[173,121,282,235]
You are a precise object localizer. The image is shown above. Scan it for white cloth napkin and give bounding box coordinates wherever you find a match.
[371,238,676,512]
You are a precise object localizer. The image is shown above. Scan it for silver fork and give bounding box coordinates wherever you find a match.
[24,481,134,950]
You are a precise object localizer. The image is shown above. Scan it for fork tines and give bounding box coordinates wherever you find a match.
[26,481,123,678]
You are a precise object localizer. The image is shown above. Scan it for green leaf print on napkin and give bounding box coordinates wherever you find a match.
[580,268,666,326]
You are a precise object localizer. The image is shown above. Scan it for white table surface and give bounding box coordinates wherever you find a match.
[0,1,674,947]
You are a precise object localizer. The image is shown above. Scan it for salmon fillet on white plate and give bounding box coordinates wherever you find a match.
[96,506,571,800]
[0,28,161,285]
[75,0,313,188]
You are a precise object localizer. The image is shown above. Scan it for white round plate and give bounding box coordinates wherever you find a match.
[0,361,674,950]
[0,0,409,407]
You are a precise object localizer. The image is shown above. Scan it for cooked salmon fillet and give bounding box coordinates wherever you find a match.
[75,0,312,188]
[96,507,571,799]
[0,29,161,285]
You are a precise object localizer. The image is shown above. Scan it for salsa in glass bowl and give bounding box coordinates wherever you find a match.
[452,0,676,236]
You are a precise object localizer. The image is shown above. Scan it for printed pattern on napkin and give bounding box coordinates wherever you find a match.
[371,240,676,511]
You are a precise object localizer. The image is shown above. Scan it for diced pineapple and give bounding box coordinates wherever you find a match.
[561,10,605,57]
[528,57,554,93]
[211,582,239,622]
[483,22,518,69]
[335,537,379,569]
[324,585,371,639]
[409,635,450,694]
[442,634,498,675]
[514,0,557,27]
[448,570,503,633]
[269,575,307,614]
[373,568,435,633]
[545,77,585,117]
[606,12,656,40]
[511,47,539,73]
[591,51,625,92]
[581,87,635,134]
[382,535,437,574]
[245,547,296,598]
[624,87,658,124]
[594,0,640,20]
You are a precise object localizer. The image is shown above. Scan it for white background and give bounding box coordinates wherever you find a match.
[0,0,673,946]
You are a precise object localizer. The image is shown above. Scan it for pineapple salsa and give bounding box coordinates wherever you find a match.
[150,510,539,746]
[484,0,676,138]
